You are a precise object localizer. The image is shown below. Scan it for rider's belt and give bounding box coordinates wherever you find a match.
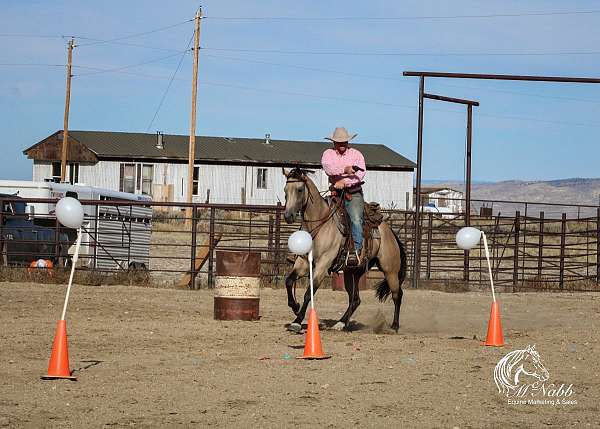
[345,185,363,195]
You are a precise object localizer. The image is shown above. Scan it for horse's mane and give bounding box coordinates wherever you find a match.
[286,166,315,180]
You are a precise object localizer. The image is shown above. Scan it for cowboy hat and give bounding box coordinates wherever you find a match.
[325,127,357,143]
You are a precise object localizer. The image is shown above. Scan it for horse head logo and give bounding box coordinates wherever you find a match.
[494,345,550,396]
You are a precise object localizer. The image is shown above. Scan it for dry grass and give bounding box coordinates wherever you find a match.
[0,266,153,288]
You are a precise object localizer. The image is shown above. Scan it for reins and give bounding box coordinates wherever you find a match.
[285,177,341,239]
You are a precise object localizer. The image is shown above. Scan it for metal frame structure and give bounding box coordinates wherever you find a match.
[403,71,600,289]
[421,92,479,281]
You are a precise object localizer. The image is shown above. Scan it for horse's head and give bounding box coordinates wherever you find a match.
[520,345,550,388]
[282,167,310,224]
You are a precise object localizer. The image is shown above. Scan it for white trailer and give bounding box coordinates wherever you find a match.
[0,180,152,270]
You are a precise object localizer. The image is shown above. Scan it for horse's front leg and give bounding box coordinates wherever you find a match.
[332,268,364,331]
[288,262,328,332]
[285,257,308,317]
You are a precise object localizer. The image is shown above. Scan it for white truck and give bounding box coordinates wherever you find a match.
[0,181,153,270]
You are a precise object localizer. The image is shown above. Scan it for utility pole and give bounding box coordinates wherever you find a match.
[60,38,74,183]
[186,8,202,222]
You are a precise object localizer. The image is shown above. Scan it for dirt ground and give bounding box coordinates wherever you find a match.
[1,282,599,428]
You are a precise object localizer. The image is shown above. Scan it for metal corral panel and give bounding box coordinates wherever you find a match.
[94,205,152,270]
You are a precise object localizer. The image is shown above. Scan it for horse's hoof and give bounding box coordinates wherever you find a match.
[287,322,302,333]
[332,321,346,331]
[391,324,399,333]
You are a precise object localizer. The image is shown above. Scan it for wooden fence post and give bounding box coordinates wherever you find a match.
[559,213,566,290]
[513,211,520,289]
[190,205,198,289]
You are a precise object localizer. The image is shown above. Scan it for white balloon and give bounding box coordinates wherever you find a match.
[56,197,84,229]
[456,227,482,250]
[288,230,313,255]
[36,259,47,268]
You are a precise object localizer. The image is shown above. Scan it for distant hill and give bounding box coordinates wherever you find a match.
[436,178,600,218]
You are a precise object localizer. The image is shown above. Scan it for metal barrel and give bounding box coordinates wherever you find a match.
[214,250,261,321]
[331,271,367,291]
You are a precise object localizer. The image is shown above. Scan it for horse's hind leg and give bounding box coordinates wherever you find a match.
[387,271,403,332]
[333,269,364,331]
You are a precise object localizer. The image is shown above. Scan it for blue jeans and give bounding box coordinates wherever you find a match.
[344,191,364,253]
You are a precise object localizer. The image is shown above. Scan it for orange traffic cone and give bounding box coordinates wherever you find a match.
[41,320,77,380]
[483,301,505,347]
[297,309,330,359]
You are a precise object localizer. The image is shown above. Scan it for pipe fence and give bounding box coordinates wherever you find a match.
[1,197,598,292]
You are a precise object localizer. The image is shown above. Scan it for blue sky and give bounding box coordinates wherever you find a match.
[2,0,600,182]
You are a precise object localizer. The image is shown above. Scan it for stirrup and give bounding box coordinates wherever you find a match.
[346,250,359,266]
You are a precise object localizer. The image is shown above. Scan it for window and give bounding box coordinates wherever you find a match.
[437,192,448,208]
[193,166,200,195]
[141,164,153,196]
[68,163,79,185]
[119,163,153,195]
[51,162,61,182]
[120,163,136,193]
[256,168,267,189]
[50,162,78,184]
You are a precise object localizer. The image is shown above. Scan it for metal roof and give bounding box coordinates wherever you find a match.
[28,130,415,170]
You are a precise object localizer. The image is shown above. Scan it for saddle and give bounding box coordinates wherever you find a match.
[327,192,384,273]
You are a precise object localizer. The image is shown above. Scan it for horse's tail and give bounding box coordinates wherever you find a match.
[375,230,407,302]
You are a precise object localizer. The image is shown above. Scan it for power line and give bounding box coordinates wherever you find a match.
[0,33,185,52]
[75,38,182,52]
[77,19,194,47]
[72,64,182,81]
[205,10,600,21]
[202,53,600,104]
[0,63,65,67]
[0,34,68,39]
[58,60,600,128]
[146,32,195,131]
[198,80,600,128]
[202,52,402,81]
[202,46,600,57]
[200,79,415,109]
[73,50,190,77]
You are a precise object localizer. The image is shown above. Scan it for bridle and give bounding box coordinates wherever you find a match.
[284,175,341,238]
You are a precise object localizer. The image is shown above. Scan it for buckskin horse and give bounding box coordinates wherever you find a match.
[282,167,407,332]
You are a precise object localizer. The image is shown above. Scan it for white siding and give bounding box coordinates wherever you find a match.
[192,164,246,204]
[32,161,51,181]
[33,160,413,208]
[426,189,463,213]
[78,161,119,189]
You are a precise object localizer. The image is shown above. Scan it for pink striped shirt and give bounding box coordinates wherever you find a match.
[321,147,366,188]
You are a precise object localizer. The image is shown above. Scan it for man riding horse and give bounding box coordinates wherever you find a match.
[321,127,366,266]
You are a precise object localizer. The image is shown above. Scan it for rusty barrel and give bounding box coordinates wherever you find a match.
[331,271,368,291]
[214,250,261,321]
